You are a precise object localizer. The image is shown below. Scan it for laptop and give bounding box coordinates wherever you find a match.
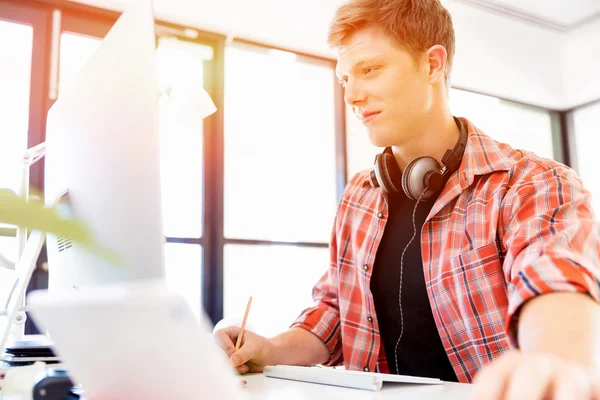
[27,280,246,399]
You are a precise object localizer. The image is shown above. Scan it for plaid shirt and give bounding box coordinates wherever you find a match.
[291,117,600,383]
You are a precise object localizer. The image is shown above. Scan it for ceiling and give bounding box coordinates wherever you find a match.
[453,0,600,31]
[73,0,600,60]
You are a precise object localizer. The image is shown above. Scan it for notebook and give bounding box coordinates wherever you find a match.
[263,365,443,391]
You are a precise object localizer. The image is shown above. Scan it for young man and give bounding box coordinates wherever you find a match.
[216,0,600,398]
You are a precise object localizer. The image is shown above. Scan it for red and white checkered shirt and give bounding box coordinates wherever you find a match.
[291,117,600,383]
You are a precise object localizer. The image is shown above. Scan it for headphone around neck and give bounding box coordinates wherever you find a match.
[368,117,468,202]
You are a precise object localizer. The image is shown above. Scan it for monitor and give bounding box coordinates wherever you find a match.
[44,0,165,291]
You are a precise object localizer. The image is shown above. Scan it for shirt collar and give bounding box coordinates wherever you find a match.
[360,117,516,189]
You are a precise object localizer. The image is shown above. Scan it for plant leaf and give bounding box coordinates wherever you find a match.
[0,189,122,267]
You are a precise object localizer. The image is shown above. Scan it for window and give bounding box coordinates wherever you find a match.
[222,43,337,334]
[224,44,338,243]
[0,20,32,193]
[223,244,329,338]
[164,243,203,319]
[345,103,380,179]
[156,37,212,238]
[156,37,214,315]
[449,89,555,160]
[572,103,600,218]
[0,18,34,296]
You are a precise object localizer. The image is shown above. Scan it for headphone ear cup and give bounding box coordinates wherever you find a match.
[402,156,442,201]
[374,152,402,193]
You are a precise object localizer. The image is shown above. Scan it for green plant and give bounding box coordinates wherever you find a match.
[0,189,121,266]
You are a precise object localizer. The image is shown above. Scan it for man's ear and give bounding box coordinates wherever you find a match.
[426,45,448,85]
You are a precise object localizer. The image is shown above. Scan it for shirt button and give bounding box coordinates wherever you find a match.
[376,212,383,218]
[363,264,369,271]
[364,367,370,372]
[367,316,373,322]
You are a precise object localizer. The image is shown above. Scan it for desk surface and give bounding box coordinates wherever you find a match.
[243,373,473,399]
[0,371,473,399]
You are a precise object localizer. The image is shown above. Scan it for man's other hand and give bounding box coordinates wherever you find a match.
[473,350,600,400]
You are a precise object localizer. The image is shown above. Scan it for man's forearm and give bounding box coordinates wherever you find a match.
[517,292,600,374]
[269,327,331,366]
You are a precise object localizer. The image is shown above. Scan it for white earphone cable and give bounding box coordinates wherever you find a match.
[393,190,425,374]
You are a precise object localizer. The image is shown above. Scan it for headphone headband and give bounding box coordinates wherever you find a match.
[439,117,468,176]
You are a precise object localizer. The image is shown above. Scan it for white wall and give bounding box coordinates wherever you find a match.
[445,0,564,110]
[562,18,600,109]
[69,0,339,58]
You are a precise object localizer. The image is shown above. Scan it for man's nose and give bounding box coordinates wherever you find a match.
[344,80,367,106]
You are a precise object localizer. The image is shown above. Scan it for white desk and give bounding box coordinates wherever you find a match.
[243,373,473,399]
[0,371,473,399]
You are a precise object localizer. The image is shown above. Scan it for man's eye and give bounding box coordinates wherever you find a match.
[338,79,347,88]
[364,67,377,75]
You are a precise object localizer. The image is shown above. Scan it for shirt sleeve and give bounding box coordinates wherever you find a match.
[289,217,343,365]
[500,159,600,345]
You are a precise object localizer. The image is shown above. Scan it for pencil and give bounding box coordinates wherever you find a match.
[235,296,253,351]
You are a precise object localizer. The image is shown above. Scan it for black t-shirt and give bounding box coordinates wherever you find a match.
[370,188,458,382]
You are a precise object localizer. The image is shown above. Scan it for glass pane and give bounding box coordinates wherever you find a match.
[573,103,600,218]
[0,235,17,264]
[156,38,212,238]
[345,103,381,179]
[59,32,102,95]
[224,244,329,338]
[224,46,338,243]
[449,89,555,160]
[0,20,33,279]
[0,20,32,191]
[164,243,203,319]
[0,236,18,306]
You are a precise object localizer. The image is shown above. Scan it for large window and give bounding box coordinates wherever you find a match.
[157,37,213,240]
[156,37,213,316]
[223,43,337,334]
[0,17,33,305]
[572,102,600,218]
[0,20,32,193]
[223,44,338,243]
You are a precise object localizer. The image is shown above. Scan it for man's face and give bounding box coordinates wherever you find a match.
[335,27,432,148]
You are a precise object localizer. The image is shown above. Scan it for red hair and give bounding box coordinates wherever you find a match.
[328,0,456,83]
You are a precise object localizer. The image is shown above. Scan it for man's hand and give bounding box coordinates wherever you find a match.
[214,326,331,374]
[473,350,600,400]
[473,292,600,399]
[214,326,276,374]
